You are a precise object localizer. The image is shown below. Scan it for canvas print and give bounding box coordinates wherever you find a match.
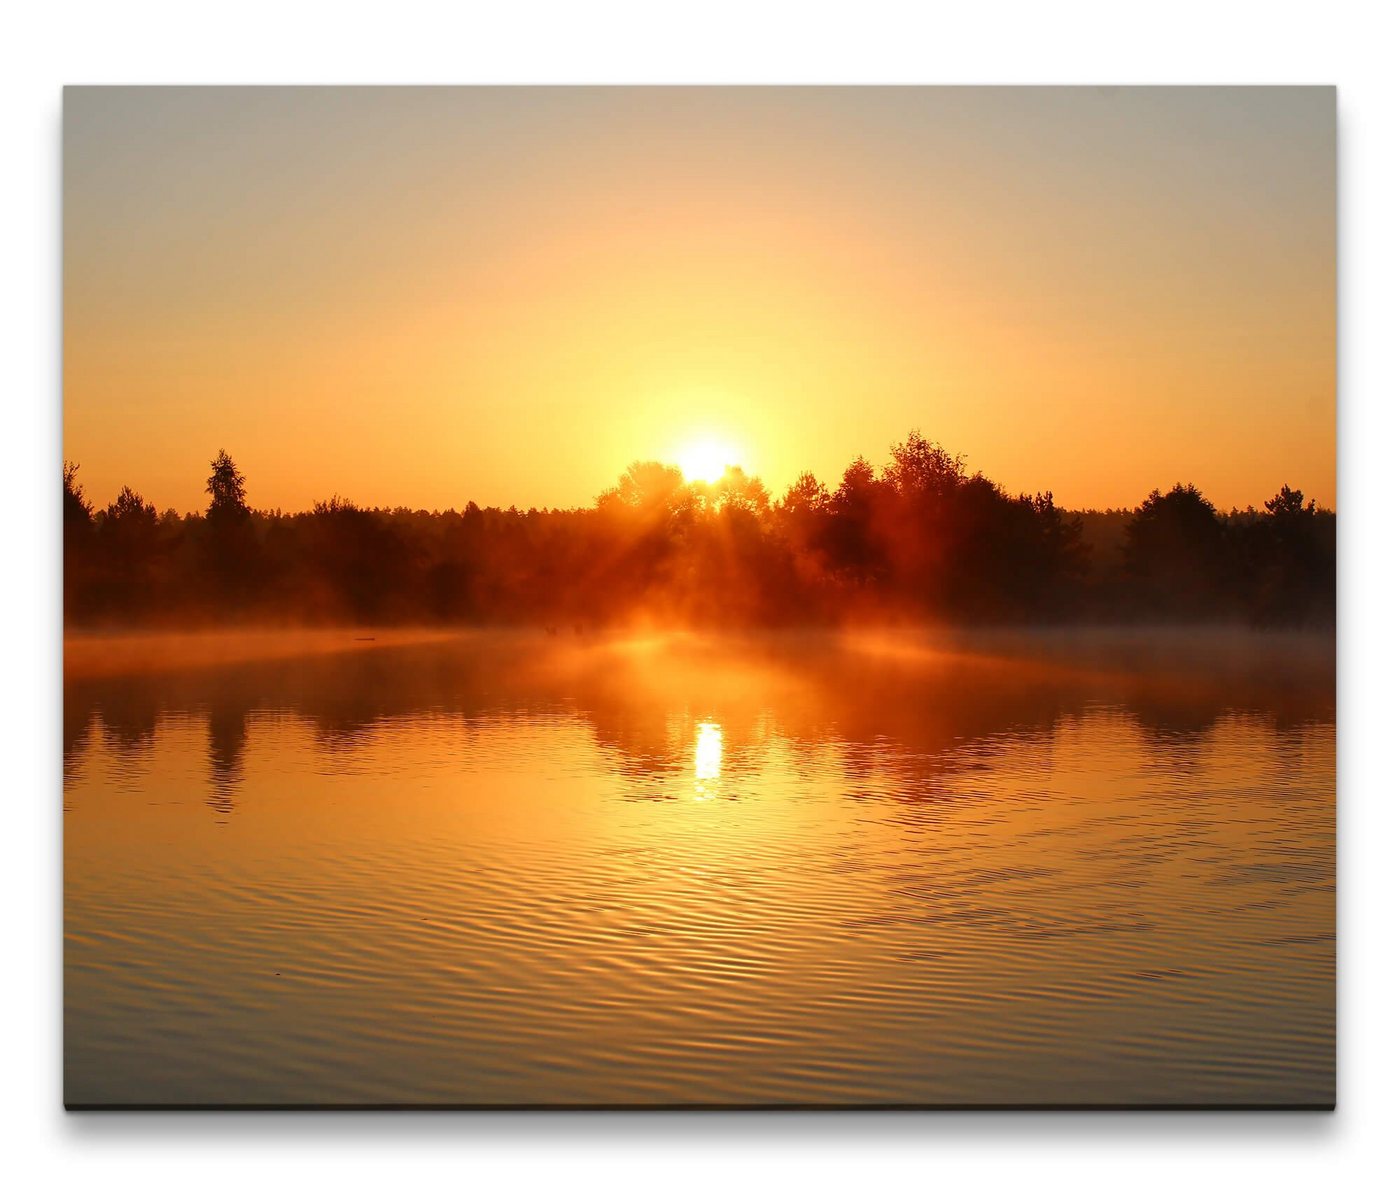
[62,86,1335,1108]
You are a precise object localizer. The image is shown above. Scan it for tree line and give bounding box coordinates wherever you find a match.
[62,434,1334,628]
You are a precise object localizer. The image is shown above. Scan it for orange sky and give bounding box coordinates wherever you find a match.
[63,87,1335,514]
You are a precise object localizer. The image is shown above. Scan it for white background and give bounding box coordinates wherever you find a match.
[3,1,1396,1185]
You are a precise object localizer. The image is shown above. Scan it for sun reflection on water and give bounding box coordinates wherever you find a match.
[62,633,1337,1107]
[693,720,723,799]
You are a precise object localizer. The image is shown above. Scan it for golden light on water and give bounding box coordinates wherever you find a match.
[63,632,1336,1106]
[694,720,723,799]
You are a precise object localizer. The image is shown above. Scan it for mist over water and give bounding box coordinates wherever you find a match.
[63,628,1334,1106]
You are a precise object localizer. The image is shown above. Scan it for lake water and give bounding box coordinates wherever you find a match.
[63,629,1334,1107]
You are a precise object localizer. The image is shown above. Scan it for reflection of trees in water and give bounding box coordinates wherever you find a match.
[61,631,1334,814]
[590,711,773,801]
[95,692,160,754]
[62,684,161,808]
[62,699,94,788]
[64,673,256,816]
[205,700,249,815]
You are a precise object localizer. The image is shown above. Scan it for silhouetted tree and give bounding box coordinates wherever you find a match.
[206,449,249,527]
[201,449,256,610]
[710,466,770,516]
[1123,484,1227,619]
[103,485,157,526]
[825,456,886,587]
[1237,485,1335,624]
[779,471,829,519]
[63,462,94,621]
[306,496,413,621]
[92,486,161,617]
[63,462,92,531]
[58,441,1333,630]
[1266,484,1312,521]
[884,431,964,499]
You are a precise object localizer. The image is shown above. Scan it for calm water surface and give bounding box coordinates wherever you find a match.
[64,630,1334,1106]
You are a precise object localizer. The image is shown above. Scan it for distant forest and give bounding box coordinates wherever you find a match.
[62,433,1335,629]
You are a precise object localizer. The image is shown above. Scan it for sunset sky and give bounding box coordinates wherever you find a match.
[63,86,1335,514]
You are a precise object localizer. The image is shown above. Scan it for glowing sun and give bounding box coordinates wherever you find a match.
[678,439,737,484]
